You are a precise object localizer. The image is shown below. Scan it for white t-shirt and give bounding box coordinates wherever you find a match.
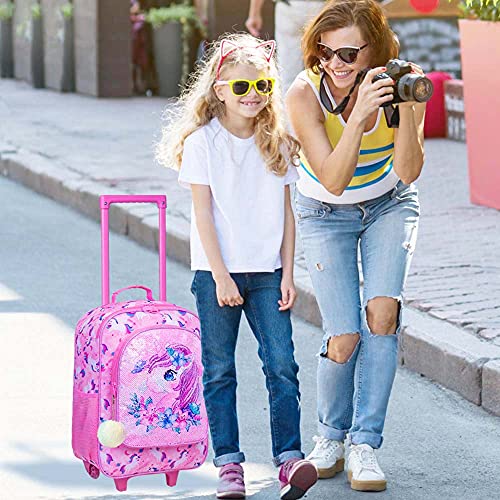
[178,117,299,273]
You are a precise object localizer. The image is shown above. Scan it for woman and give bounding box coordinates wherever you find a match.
[286,0,424,492]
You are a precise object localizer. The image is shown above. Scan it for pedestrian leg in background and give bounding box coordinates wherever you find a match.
[275,1,324,92]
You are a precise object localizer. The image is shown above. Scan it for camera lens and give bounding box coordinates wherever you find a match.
[413,78,434,102]
[397,75,433,103]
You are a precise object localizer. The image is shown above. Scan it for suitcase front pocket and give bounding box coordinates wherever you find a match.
[111,326,207,448]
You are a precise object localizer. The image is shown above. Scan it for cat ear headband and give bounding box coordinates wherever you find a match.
[215,39,276,79]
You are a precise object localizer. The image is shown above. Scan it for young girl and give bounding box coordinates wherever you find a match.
[157,33,318,500]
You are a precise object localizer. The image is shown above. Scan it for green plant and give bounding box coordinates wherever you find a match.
[61,2,73,20]
[31,2,42,20]
[0,1,14,21]
[458,0,500,21]
[145,2,206,87]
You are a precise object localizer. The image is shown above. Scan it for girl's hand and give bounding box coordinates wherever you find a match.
[214,274,244,308]
[351,67,394,124]
[278,275,297,311]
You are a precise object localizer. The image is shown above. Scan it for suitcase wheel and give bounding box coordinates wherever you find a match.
[83,461,100,479]
[114,478,129,491]
[166,471,179,486]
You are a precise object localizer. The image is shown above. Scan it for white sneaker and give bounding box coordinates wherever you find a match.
[347,444,387,492]
[306,436,345,479]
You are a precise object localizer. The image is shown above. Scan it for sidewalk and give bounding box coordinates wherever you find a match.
[1,79,499,415]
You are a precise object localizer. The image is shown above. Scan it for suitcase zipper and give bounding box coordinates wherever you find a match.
[94,302,199,349]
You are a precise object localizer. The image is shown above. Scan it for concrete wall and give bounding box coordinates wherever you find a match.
[74,0,131,97]
[389,17,461,78]
[13,0,32,82]
[41,0,66,90]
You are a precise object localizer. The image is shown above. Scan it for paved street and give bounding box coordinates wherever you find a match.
[2,176,500,500]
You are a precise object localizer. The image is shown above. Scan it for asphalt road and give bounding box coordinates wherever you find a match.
[1,176,499,500]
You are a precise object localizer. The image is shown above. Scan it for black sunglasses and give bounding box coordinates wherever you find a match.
[317,43,368,65]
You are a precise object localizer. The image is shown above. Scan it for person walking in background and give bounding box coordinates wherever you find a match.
[246,0,324,92]
[286,0,425,492]
[157,33,318,500]
[130,0,158,95]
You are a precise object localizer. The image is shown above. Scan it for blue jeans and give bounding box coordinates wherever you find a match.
[191,268,304,467]
[295,181,420,449]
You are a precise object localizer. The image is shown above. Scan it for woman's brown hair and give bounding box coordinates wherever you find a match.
[302,0,399,73]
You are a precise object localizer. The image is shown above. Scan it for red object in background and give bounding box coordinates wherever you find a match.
[424,71,452,138]
[410,0,439,14]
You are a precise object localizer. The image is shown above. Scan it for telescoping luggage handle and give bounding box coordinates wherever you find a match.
[100,195,167,305]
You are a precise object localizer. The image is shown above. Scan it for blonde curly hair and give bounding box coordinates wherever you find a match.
[156,33,300,177]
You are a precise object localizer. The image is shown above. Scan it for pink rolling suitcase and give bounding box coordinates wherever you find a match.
[72,195,208,492]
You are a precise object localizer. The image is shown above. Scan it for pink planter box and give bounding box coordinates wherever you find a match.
[459,19,500,210]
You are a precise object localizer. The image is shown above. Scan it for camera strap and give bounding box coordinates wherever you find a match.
[383,105,400,128]
[320,70,401,128]
[319,71,365,115]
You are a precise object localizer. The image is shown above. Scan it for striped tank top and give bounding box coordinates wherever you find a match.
[296,69,399,204]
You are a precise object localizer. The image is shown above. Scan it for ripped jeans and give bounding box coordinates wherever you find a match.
[295,181,419,449]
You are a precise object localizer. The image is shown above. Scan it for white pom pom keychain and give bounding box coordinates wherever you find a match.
[97,420,126,448]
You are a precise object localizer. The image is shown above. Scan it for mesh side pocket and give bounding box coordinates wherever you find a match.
[72,389,99,464]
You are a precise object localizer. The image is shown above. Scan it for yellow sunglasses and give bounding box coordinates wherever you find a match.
[215,78,275,97]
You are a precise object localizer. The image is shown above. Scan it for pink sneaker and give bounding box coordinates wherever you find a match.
[216,463,246,499]
[279,458,318,500]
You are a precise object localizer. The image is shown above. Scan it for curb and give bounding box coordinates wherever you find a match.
[401,308,500,412]
[2,145,499,418]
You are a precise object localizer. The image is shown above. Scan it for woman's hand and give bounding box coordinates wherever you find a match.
[407,62,424,77]
[278,274,297,311]
[214,273,244,308]
[392,61,426,183]
[351,67,394,124]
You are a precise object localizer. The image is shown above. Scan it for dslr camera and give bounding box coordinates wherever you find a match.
[324,58,434,127]
[372,59,434,105]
